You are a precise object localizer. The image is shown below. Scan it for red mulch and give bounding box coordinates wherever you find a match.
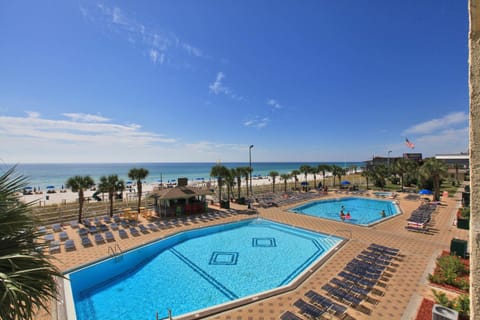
[415,298,434,320]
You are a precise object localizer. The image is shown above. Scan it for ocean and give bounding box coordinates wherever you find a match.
[4,162,365,190]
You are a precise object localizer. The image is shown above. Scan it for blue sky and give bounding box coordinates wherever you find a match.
[0,0,469,163]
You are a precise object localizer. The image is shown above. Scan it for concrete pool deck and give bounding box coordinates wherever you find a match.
[39,189,468,320]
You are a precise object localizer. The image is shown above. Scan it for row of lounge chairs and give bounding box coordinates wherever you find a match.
[254,191,326,208]
[405,203,437,232]
[282,243,403,320]
[42,209,241,254]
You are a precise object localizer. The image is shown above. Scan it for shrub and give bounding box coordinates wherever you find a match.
[432,290,470,318]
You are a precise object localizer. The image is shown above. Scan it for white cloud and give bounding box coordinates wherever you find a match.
[62,113,110,122]
[81,4,205,66]
[403,112,468,135]
[267,99,282,109]
[209,72,230,95]
[243,117,269,129]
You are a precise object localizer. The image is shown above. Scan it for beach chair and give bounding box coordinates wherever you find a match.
[293,299,325,319]
[110,222,119,230]
[147,223,159,231]
[78,228,89,236]
[65,239,76,251]
[138,224,149,234]
[118,229,128,239]
[105,231,115,242]
[305,290,347,316]
[69,220,79,228]
[49,241,60,254]
[37,226,47,234]
[280,311,303,320]
[99,224,109,232]
[88,226,98,234]
[81,236,93,247]
[44,233,55,242]
[103,216,112,224]
[94,233,105,244]
[129,227,140,237]
[52,223,62,232]
[59,231,69,241]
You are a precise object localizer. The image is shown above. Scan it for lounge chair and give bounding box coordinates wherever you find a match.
[103,216,112,224]
[110,222,119,230]
[129,227,140,237]
[305,290,347,316]
[65,239,76,251]
[280,311,303,320]
[293,299,325,319]
[147,223,159,231]
[118,229,128,239]
[105,231,115,242]
[44,233,55,242]
[94,233,105,244]
[78,228,89,236]
[49,241,60,254]
[81,236,93,247]
[88,226,98,234]
[99,224,109,232]
[37,226,47,234]
[138,224,149,234]
[52,223,62,232]
[59,231,69,241]
[69,221,79,228]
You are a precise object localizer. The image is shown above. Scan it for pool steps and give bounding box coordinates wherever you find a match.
[107,243,123,263]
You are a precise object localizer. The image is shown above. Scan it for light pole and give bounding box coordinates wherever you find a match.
[249,145,254,196]
[387,150,392,176]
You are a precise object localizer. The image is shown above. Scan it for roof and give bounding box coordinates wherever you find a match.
[151,186,212,200]
[435,154,469,160]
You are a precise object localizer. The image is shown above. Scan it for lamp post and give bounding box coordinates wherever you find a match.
[249,145,254,196]
[387,150,392,176]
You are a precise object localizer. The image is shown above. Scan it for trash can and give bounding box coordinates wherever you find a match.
[450,239,468,259]
[432,304,458,320]
[45,195,49,200]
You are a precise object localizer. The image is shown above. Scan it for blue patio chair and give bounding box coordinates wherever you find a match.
[59,231,69,241]
[78,228,89,236]
[44,233,55,242]
[105,231,115,242]
[81,236,93,247]
[99,224,109,232]
[293,299,325,319]
[305,290,346,316]
[52,223,62,232]
[280,311,303,320]
[49,241,60,254]
[65,239,76,251]
[110,222,119,230]
[88,226,98,234]
[94,233,105,244]
[129,227,140,237]
[118,229,128,239]
[147,223,159,231]
[138,224,149,234]
[69,221,79,228]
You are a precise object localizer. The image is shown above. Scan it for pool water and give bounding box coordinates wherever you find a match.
[290,197,400,226]
[67,219,342,320]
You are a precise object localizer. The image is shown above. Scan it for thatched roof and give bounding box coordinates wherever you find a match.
[151,186,211,200]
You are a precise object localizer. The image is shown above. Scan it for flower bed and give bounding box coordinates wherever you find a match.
[429,251,469,293]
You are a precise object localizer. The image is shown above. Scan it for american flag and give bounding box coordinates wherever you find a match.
[405,138,415,149]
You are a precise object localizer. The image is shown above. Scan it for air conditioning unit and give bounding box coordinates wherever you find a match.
[432,304,458,320]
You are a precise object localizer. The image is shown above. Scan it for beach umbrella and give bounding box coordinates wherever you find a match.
[46,185,55,189]
[24,186,33,190]
[341,180,351,185]
[419,189,433,195]
[301,181,309,186]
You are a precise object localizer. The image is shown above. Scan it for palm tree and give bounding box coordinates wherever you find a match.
[393,158,417,191]
[318,164,331,188]
[309,166,319,188]
[98,174,125,217]
[280,173,290,192]
[361,167,373,189]
[291,170,300,191]
[330,165,344,187]
[269,171,279,192]
[128,168,149,213]
[225,169,235,202]
[418,158,448,201]
[232,167,244,200]
[210,164,229,202]
[299,165,312,185]
[0,167,62,320]
[66,175,95,223]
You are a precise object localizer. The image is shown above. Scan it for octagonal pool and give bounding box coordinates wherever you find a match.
[65,218,343,320]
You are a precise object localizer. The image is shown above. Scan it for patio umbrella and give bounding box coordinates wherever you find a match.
[418,189,433,195]
[24,186,33,190]
[301,181,309,186]
[341,180,351,185]
[46,185,55,189]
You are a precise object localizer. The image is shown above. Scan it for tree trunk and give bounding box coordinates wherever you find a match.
[469,2,480,317]
[78,190,84,223]
[137,182,142,213]
[109,192,114,217]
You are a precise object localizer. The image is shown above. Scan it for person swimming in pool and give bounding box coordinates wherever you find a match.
[381,210,386,217]
[345,212,351,220]
[340,211,345,221]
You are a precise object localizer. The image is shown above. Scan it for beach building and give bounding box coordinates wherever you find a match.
[435,153,469,181]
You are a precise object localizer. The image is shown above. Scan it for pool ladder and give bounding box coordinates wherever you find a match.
[108,244,123,263]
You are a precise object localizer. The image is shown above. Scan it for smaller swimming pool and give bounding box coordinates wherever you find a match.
[290,197,400,226]
[373,191,393,197]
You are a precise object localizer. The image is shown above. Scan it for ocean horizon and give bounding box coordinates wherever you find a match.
[3,162,365,190]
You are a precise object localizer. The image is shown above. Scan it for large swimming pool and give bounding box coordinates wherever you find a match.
[290,197,400,226]
[65,219,343,320]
